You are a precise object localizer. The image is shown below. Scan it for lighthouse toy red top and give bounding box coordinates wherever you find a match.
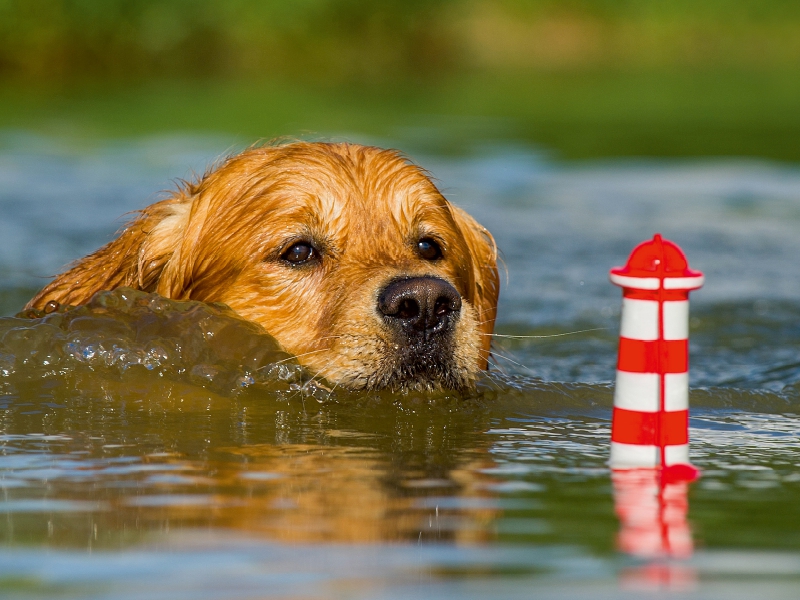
[609,234,703,476]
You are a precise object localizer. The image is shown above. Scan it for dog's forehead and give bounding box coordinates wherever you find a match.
[323,184,450,228]
[229,146,460,249]
[324,168,452,232]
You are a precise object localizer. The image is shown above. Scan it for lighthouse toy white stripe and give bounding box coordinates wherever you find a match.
[610,442,659,468]
[609,234,702,471]
[619,299,659,340]
[664,373,689,411]
[613,372,659,412]
[662,301,690,339]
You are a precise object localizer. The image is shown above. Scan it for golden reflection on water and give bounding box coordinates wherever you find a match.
[97,446,494,546]
[193,444,500,544]
[1,436,502,548]
[1,364,503,549]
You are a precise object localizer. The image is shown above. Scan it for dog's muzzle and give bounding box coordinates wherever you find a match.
[367,276,472,391]
[377,276,461,344]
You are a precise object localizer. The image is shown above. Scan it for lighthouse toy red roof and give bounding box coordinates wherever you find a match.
[609,234,703,477]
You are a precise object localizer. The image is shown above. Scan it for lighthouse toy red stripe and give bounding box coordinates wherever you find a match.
[609,234,703,470]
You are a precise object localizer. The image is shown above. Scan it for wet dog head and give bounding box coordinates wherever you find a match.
[29,143,499,391]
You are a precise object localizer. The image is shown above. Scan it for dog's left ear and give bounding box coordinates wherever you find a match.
[449,205,499,368]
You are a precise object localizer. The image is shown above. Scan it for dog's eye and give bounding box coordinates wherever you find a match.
[417,238,443,261]
[281,241,318,265]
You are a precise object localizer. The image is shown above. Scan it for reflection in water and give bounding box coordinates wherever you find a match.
[209,444,498,544]
[613,468,696,591]
[0,396,502,548]
[613,469,692,558]
[619,562,697,593]
[0,289,504,547]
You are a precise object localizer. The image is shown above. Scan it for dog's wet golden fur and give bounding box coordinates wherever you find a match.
[28,142,499,391]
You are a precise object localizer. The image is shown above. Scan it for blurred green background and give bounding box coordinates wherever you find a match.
[1,0,799,159]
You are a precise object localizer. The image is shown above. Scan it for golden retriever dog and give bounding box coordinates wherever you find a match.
[27,142,499,391]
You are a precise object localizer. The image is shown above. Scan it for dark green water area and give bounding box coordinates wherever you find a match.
[3,124,800,598]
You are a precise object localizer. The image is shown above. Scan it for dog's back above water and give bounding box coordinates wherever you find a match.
[28,142,499,391]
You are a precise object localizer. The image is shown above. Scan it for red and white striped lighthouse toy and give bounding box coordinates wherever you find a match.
[609,234,703,476]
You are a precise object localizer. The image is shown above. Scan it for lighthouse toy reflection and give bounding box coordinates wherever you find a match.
[609,234,703,475]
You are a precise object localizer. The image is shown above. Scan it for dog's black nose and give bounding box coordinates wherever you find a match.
[378,277,462,339]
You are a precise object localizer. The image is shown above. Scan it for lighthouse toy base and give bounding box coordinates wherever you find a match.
[609,234,702,477]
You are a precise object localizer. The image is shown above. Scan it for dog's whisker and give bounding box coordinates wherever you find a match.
[326,378,343,398]
[481,327,608,340]
[483,371,505,391]
[258,348,331,370]
[488,353,509,375]
[491,349,538,377]
[288,370,326,407]
[310,334,345,342]
[302,373,324,392]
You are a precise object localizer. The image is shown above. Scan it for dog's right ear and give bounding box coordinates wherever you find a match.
[447,204,500,369]
[26,194,192,311]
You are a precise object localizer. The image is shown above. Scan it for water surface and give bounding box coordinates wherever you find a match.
[2,132,800,598]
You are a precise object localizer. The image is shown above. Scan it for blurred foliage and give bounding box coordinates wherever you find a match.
[466,0,800,71]
[1,0,800,82]
[1,1,799,160]
[0,0,458,81]
[490,0,800,21]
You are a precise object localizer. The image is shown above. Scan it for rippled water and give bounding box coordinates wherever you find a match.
[3,131,800,598]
